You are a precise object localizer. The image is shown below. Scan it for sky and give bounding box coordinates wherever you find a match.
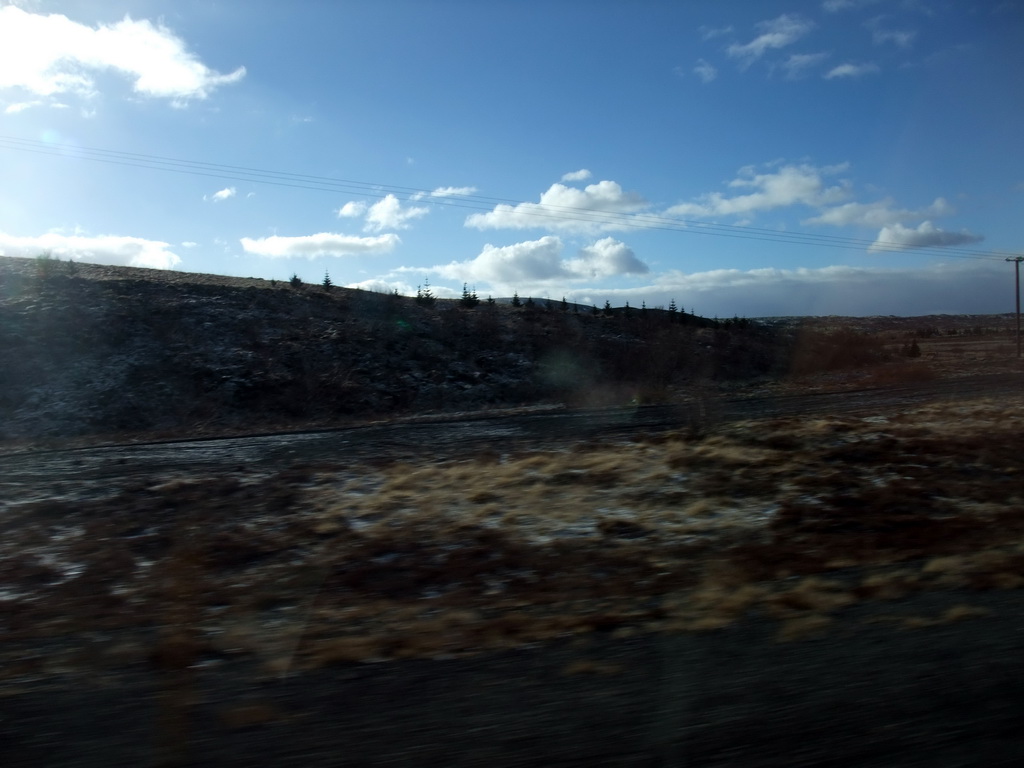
[1,0,1023,317]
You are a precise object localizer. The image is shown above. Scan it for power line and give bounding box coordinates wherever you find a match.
[0,133,1013,263]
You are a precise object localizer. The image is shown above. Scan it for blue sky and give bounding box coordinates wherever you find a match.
[1,0,1022,317]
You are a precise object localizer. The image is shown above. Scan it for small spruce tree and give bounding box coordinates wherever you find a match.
[460,282,480,308]
[511,291,522,308]
[415,279,436,306]
[322,270,333,290]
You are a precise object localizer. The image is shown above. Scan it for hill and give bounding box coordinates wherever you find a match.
[0,255,1019,442]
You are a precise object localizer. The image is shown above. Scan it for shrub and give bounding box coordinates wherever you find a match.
[34,252,75,280]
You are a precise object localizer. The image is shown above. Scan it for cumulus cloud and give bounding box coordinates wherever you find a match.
[693,59,718,83]
[465,180,648,234]
[434,236,650,288]
[566,238,649,278]
[667,163,850,218]
[727,15,814,68]
[805,197,953,228]
[0,6,245,104]
[364,194,429,232]
[869,221,984,252]
[0,231,181,269]
[336,201,368,218]
[240,232,400,259]
[561,169,592,182]
[824,62,881,79]
[206,187,235,202]
[782,52,829,79]
[437,236,568,284]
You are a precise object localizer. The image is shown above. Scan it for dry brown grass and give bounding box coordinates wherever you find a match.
[2,397,1024,677]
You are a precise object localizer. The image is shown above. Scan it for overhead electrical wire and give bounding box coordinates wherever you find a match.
[0,133,1013,263]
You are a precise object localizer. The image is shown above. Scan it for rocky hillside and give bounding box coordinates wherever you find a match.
[0,255,889,441]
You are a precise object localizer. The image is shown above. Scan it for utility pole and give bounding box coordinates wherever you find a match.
[1009,256,1024,358]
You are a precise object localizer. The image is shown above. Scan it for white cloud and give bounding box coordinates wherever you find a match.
[693,59,718,83]
[180,241,198,248]
[429,185,478,197]
[822,0,882,11]
[336,200,368,218]
[782,52,830,79]
[206,187,235,202]
[871,27,917,47]
[0,231,181,269]
[437,236,568,285]
[4,100,44,113]
[566,238,649,278]
[434,236,650,289]
[407,184,475,199]
[240,232,400,259]
[727,15,814,68]
[465,180,648,234]
[824,62,881,79]
[364,194,429,232]
[699,24,734,40]
[869,221,984,252]
[805,197,953,228]
[345,278,417,295]
[666,163,851,218]
[561,169,592,182]
[0,6,245,104]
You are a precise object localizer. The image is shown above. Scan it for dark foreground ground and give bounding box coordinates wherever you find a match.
[2,588,1022,767]
[3,377,1024,767]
